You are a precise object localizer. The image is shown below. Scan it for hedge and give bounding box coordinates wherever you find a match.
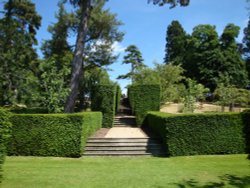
[146,112,249,156]
[91,85,117,128]
[128,85,160,126]
[0,108,11,182]
[8,112,102,157]
[116,85,122,113]
[242,110,250,155]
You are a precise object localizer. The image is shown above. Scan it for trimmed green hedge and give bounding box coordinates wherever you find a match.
[0,109,11,182]
[128,85,160,126]
[242,110,250,155]
[116,85,122,113]
[8,112,102,157]
[147,112,249,156]
[91,85,116,128]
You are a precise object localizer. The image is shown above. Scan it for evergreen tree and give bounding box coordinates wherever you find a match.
[164,20,187,65]
[220,23,248,88]
[0,0,41,105]
[117,45,146,83]
[243,17,250,82]
[65,0,190,112]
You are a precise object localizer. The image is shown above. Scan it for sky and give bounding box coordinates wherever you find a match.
[0,0,249,93]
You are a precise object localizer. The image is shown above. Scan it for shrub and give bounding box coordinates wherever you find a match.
[91,85,116,128]
[128,85,160,126]
[147,112,248,156]
[0,108,12,182]
[8,112,102,157]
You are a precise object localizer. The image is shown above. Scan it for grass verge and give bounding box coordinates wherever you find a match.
[2,155,250,188]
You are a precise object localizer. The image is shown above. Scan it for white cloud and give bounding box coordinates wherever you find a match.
[112,42,126,55]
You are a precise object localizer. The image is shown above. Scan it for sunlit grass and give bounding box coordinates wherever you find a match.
[2,154,250,188]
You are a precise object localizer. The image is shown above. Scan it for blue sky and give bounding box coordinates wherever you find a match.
[1,0,249,93]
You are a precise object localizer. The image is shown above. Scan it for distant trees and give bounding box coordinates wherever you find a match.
[164,20,187,65]
[164,22,248,92]
[117,45,146,83]
[0,0,41,106]
[243,18,250,82]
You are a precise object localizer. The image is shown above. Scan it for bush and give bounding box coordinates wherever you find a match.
[147,112,248,156]
[128,85,160,126]
[8,112,102,157]
[0,108,12,182]
[91,85,117,128]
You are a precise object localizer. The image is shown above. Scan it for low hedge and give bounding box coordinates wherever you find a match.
[128,85,160,126]
[8,112,102,157]
[147,112,249,156]
[0,108,11,182]
[91,85,116,128]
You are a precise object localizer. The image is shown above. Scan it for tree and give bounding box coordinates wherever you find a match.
[243,17,250,82]
[182,79,209,113]
[220,24,248,88]
[183,25,224,91]
[0,0,41,106]
[117,45,146,83]
[65,0,190,112]
[164,20,187,65]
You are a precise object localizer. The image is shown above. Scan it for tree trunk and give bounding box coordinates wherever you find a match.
[64,0,91,113]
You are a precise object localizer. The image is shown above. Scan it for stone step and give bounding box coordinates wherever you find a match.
[84,150,166,156]
[85,146,163,151]
[86,142,161,147]
[87,138,158,142]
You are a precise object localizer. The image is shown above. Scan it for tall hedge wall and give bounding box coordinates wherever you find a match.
[91,85,116,128]
[8,112,102,157]
[116,85,122,114]
[242,110,250,155]
[0,109,11,182]
[128,85,160,126]
[147,112,249,156]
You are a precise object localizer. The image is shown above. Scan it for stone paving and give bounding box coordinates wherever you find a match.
[104,127,148,138]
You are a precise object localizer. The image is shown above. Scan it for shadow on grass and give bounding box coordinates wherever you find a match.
[174,174,250,188]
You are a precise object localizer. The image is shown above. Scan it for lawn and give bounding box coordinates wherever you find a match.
[2,155,250,188]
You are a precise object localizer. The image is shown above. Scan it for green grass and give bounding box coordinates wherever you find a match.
[2,155,250,188]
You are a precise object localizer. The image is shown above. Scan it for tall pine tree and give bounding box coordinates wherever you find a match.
[117,45,146,83]
[0,0,41,105]
[164,20,187,65]
[243,18,250,82]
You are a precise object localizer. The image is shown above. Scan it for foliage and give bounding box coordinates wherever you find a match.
[214,83,250,112]
[91,84,117,128]
[182,79,209,113]
[220,24,248,88]
[164,20,187,65]
[243,18,250,82]
[0,0,41,106]
[116,85,122,113]
[0,108,12,182]
[183,25,224,91]
[37,56,71,113]
[7,112,102,157]
[128,85,160,126]
[65,0,124,112]
[117,45,146,83]
[147,112,248,156]
[133,64,185,104]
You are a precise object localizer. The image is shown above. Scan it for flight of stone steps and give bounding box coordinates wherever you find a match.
[114,116,136,127]
[84,137,166,156]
